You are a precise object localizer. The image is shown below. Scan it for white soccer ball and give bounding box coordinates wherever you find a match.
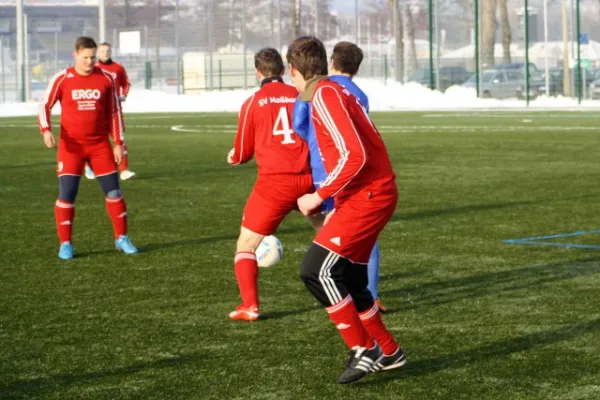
[256,235,283,268]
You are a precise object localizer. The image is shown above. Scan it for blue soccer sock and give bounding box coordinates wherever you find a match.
[367,242,380,300]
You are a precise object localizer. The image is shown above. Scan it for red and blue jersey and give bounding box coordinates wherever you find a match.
[292,75,371,210]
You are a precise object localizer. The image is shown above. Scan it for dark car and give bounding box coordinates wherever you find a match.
[493,62,541,74]
[408,66,472,92]
[534,67,596,97]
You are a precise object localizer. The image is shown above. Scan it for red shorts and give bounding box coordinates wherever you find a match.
[242,174,314,236]
[314,189,398,264]
[57,139,117,177]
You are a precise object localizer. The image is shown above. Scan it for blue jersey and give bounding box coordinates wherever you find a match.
[292,76,369,211]
[328,75,369,112]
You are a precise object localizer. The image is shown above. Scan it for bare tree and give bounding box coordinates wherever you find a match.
[388,0,404,81]
[292,0,300,40]
[405,4,418,76]
[481,0,498,68]
[497,0,511,64]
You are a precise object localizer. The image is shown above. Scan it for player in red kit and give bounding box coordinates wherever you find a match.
[287,37,405,384]
[227,48,313,321]
[85,41,136,181]
[38,37,138,259]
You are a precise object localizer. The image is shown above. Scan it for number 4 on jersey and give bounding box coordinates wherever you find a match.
[273,106,296,144]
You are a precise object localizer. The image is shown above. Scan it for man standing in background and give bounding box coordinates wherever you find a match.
[86,42,136,181]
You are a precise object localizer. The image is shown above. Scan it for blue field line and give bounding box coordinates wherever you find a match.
[503,228,600,250]
[503,240,600,250]
[504,229,600,243]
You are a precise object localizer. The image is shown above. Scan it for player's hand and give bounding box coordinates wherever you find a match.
[297,192,323,216]
[324,208,336,226]
[119,95,127,102]
[227,148,236,165]
[43,131,56,148]
[113,145,123,165]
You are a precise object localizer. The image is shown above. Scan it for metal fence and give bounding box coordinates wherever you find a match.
[1,0,598,103]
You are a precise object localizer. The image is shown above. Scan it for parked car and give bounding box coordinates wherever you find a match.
[493,62,541,74]
[408,66,472,92]
[515,72,555,99]
[463,69,525,99]
[588,77,600,99]
[539,67,597,97]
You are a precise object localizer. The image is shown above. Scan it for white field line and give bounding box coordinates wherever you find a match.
[1,123,596,133]
[377,125,599,133]
[0,123,236,130]
[125,115,209,120]
[423,113,600,119]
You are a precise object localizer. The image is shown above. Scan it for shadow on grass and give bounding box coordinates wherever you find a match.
[391,193,600,223]
[260,305,321,320]
[381,257,600,314]
[84,194,600,256]
[137,225,317,254]
[0,353,205,398]
[360,316,600,385]
[1,161,55,170]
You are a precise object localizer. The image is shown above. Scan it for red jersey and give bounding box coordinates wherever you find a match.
[230,78,310,175]
[38,66,123,145]
[310,79,396,203]
[96,59,130,96]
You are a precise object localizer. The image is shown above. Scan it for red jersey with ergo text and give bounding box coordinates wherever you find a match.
[230,78,310,175]
[38,66,124,145]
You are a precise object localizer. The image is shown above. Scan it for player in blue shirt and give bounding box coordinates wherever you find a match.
[293,41,387,313]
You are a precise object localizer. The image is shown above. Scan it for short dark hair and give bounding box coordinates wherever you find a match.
[75,36,97,52]
[99,42,112,48]
[254,48,284,77]
[286,36,328,80]
[331,41,364,76]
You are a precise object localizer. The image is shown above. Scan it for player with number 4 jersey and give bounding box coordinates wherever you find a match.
[227,48,313,321]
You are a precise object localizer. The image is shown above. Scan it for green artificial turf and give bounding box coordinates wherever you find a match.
[1,111,599,399]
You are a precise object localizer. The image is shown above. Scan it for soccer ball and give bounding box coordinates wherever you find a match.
[256,235,283,268]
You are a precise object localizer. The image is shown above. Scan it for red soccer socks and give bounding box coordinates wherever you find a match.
[234,252,259,308]
[55,200,75,244]
[327,295,375,350]
[119,142,129,172]
[105,197,127,238]
[359,304,400,356]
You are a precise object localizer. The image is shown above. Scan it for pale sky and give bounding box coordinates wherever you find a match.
[330,0,357,14]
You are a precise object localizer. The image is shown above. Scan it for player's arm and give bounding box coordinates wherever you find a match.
[292,98,311,141]
[38,70,65,148]
[106,75,124,146]
[313,86,367,200]
[120,65,131,100]
[228,95,256,165]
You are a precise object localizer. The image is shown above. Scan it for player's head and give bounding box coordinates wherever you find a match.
[254,48,285,81]
[97,42,112,63]
[73,36,97,75]
[330,41,364,78]
[286,36,328,93]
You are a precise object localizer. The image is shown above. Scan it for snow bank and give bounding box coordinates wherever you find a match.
[2,78,600,118]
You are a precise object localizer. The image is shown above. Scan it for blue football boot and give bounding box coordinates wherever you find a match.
[115,235,138,254]
[84,165,95,180]
[58,241,74,260]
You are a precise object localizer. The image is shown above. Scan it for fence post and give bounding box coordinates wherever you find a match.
[525,0,530,106]
[576,0,582,104]
[1,37,4,103]
[474,0,480,98]
[384,54,388,85]
[428,0,434,90]
[242,0,247,89]
[145,61,152,90]
[218,59,222,91]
